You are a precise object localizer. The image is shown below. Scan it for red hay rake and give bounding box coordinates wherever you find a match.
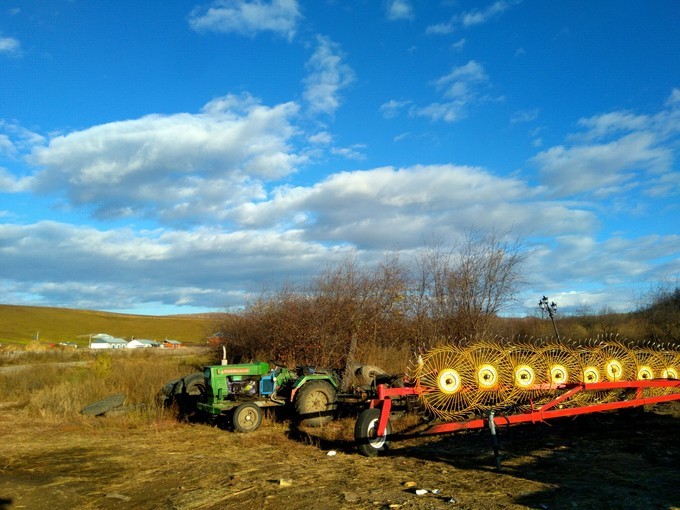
[354,339,680,464]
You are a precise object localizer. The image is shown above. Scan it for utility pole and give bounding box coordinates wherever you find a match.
[538,296,559,339]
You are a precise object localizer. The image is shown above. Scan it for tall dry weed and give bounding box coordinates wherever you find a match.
[1,348,212,426]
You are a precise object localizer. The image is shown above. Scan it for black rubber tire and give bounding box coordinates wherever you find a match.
[81,393,125,416]
[176,372,206,420]
[294,380,337,427]
[232,403,263,432]
[354,407,392,457]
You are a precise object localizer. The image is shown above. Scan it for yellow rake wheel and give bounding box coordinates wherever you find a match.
[630,348,665,397]
[599,342,634,382]
[657,347,680,396]
[540,344,578,385]
[534,343,580,406]
[413,344,477,420]
[586,342,634,402]
[467,342,514,411]
[507,343,548,408]
[573,342,607,405]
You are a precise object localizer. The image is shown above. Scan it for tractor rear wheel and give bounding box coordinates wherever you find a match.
[354,408,392,457]
[294,380,337,427]
[175,372,206,421]
[232,403,263,432]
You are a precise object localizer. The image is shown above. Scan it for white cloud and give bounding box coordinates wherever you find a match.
[0,220,344,310]
[27,94,303,224]
[434,60,488,100]
[0,35,20,55]
[425,22,455,35]
[413,101,467,123]
[0,121,45,154]
[308,131,332,145]
[386,0,414,21]
[511,109,539,124]
[461,1,511,27]
[533,90,680,198]
[426,1,516,35]
[451,38,466,52]
[534,132,671,197]
[189,0,301,40]
[380,99,411,119]
[666,88,680,107]
[0,167,31,192]
[330,144,367,161]
[231,164,594,248]
[414,61,489,123]
[302,36,355,116]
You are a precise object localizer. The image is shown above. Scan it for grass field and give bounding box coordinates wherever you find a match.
[0,304,224,347]
[1,347,678,509]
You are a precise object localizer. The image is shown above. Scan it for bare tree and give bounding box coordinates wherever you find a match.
[411,229,528,341]
[637,280,680,343]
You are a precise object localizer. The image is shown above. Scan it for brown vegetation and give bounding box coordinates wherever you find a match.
[214,235,679,371]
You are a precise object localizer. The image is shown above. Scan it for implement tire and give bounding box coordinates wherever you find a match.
[294,380,337,427]
[354,408,392,457]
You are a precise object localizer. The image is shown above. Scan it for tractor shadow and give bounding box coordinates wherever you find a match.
[289,403,680,509]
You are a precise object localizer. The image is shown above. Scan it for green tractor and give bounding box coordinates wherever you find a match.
[164,359,340,432]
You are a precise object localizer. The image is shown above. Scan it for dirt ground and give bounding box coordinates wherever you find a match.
[1,402,679,510]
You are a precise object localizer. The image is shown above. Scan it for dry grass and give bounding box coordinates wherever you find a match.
[0,348,214,426]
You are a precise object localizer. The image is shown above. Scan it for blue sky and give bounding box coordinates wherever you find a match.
[1,0,679,316]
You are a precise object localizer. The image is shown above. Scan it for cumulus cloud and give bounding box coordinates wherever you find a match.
[27,94,303,224]
[302,36,355,116]
[189,0,301,40]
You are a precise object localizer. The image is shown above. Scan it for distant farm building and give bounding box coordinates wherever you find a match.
[207,331,224,347]
[163,339,183,349]
[127,339,161,349]
[90,334,127,349]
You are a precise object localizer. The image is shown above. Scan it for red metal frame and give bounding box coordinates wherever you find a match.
[370,379,680,437]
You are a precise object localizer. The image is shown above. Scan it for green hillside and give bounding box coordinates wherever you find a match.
[0,304,225,346]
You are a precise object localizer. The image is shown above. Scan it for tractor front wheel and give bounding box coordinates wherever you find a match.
[294,380,337,427]
[232,403,263,432]
[354,408,392,457]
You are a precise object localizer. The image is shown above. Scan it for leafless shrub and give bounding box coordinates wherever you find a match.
[636,281,680,343]
[215,230,528,370]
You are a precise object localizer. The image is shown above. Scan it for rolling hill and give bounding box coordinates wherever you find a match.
[0,304,225,346]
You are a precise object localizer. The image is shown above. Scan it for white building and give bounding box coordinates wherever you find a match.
[127,339,161,349]
[90,333,128,349]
